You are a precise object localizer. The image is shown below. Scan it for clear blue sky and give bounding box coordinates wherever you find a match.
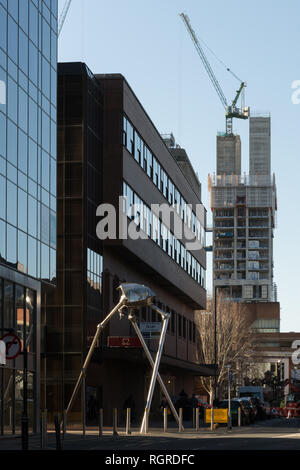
[58,0,300,332]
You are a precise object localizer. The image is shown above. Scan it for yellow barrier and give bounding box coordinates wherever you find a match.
[205,408,228,424]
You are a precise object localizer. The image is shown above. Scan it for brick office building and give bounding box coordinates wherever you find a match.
[44,62,212,425]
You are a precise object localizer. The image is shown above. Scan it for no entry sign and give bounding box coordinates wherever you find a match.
[0,333,22,360]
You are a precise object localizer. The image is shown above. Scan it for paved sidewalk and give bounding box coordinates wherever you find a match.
[0,418,299,451]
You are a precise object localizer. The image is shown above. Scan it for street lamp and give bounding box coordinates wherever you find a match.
[204,246,219,402]
[226,364,232,430]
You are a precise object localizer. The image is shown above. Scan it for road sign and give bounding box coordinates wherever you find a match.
[205,408,228,424]
[107,336,142,348]
[0,340,6,365]
[140,322,162,339]
[0,333,22,360]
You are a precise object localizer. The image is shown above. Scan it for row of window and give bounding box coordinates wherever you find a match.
[87,248,103,292]
[0,220,55,281]
[87,248,103,310]
[137,302,196,342]
[0,44,57,120]
[123,181,206,287]
[0,114,56,197]
[0,2,57,103]
[123,116,205,246]
[0,176,56,247]
[0,0,57,66]
[0,67,57,156]
[0,157,57,210]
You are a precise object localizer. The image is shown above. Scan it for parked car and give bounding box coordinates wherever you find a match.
[216,399,250,426]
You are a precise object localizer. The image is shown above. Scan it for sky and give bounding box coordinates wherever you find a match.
[58,0,300,332]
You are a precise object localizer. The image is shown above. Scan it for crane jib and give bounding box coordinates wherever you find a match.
[179,12,249,135]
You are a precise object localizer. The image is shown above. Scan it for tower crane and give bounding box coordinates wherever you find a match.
[58,0,73,37]
[180,13,250,135]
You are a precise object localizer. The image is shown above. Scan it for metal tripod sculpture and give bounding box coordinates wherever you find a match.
[65,283,182,432]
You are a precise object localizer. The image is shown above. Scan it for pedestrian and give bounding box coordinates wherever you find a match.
[190,394,198,408]
[189,394,199,423]
[160,396,171,416]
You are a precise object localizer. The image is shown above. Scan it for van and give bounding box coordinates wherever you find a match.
[238,386,264,403]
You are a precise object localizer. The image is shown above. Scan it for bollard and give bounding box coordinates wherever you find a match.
[238,407,241,427]
[99,408,103,437]
[62,410,67,440]
[195,407,199,431]
[54,415,62,450]
[144,408,149,434]
[113,408,118,436]
[179,408,183,433]
[126,408,131,435]
[40,409,47,449]
[44,410,48,447]
[40,412,43,449]
[82,377,86,437]
[163,408,168,433]
[40,412,45,449]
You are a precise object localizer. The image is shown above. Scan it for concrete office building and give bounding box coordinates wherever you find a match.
[44,62,212,425]
[0,0,58,435]
[216,134,241,176]
[209,116,278,323]
[250,116,271,176]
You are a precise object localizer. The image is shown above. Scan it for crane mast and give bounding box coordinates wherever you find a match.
[180,13,249,135]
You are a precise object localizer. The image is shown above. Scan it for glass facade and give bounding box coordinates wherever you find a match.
[41,63,103,421]
[0,0,58,284]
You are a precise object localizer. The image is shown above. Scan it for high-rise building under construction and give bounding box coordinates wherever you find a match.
[209,116,278,313]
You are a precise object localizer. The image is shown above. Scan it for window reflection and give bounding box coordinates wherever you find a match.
[0,0,57,285]
[6,224,16,264]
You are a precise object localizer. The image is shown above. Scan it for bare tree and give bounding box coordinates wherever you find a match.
[195,295,255,404]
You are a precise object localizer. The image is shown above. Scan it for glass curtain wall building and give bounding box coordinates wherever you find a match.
[0,0,57,435]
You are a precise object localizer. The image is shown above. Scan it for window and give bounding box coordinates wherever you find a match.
[134,132,142,164]
[8,16,18,64]
[189,320,192,341]
[178,315,182,337]
[171,310,176,334]
[18,188,27,232]
[0,6,7,52]
[182,317,186,338]
[146,147,152,178]
[125,118,134,154]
